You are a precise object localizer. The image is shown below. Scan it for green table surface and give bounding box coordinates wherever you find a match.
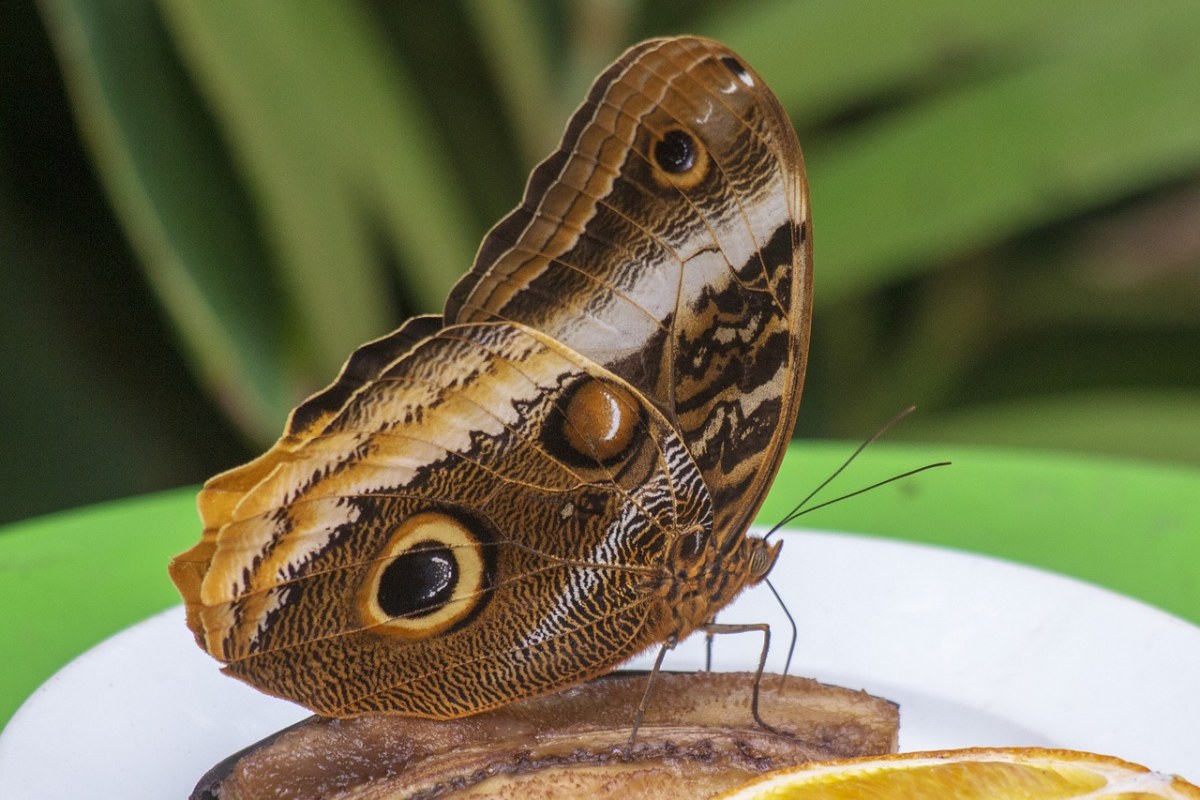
[2,441,1198,731]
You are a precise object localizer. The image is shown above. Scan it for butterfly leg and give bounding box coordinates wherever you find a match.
[764,578,798,692]
[626,635,677,754]
[700,621,790,736]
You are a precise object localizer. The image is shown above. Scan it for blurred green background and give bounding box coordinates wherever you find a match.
[3,0,1199,526]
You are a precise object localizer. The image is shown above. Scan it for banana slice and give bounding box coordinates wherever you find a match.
[191,672,899,799]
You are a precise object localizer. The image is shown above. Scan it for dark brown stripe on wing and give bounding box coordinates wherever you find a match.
[446,39,673,318]
[287,315,443,438]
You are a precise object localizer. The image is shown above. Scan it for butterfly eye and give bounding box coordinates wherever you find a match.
[650,128,709,190]
[747,538,782,581]
[359,511,491,638]
[552,378,641,465]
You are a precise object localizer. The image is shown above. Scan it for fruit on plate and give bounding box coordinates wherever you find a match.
[189,672,898,799]
[713,747,1200,799]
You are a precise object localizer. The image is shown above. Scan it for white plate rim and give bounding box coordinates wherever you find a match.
[2,529,1197,796]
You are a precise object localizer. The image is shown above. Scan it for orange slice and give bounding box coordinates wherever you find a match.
[714,748,1200,799]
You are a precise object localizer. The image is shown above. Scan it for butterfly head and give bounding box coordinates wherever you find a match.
[746,535,783,585]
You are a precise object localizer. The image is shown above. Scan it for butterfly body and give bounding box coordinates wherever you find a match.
[170,36,810,718]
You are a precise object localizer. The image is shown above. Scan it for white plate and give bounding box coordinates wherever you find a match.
[3,530,1198,797]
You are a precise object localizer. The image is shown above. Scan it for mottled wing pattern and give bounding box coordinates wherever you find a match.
[170,321,712,717]
[446,37,811,545]
[170,35,809,719]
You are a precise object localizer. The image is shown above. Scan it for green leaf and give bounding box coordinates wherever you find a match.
[708,1,1200,300]
[38,0,294,440]
[893,390,1200,465]
[159,0,480,375]
[462,0,558,168]
[763,440,1200,623]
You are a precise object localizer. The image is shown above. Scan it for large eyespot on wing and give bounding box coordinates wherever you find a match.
[444,36,811,548]
[542,376,644,467]
[171,319,714,718]
[358,510,493,640]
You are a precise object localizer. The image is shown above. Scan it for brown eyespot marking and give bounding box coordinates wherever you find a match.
[556,378,641,465]
[651,128,709,191]
[359,511,489,639]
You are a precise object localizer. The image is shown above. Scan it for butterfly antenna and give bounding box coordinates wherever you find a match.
[764,406,947,542]
[782,461,951,525]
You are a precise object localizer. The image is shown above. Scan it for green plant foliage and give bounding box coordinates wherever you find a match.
[5,0,1198,522]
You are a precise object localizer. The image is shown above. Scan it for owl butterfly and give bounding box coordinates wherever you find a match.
[170,35,812,718]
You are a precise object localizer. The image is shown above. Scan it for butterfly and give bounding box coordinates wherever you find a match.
[169,35,812,718]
